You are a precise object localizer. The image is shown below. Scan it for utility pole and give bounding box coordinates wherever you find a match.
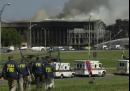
[88,15,91,59]
[44,28,47,47]
[109,31,111,50]
[29,22,37,48]
[0,3,11,54]
[96,24,100,49]
[29,21,32,48]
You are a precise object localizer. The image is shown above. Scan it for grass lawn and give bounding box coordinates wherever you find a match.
[60,50,129,68]
[0,50,129,91]
[0,75,129,91]
[0,50,129,72]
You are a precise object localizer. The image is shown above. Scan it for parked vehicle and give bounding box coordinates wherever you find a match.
[20,43,28,50]
[74,60,106,77]
[58,46,66,51]
[116,59,129,75]
[9,46,15,51]
[0,47,12,53]
[68,46,75,51]
[53,62,75,78]
[102,45,108,50]
[31,46,48,52]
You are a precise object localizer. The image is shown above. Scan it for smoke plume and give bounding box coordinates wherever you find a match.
[32,9,49,22]
[58,0,129,24]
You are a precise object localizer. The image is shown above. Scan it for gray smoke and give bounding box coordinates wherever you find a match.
[61,0,109,17]
[58,0,129,24]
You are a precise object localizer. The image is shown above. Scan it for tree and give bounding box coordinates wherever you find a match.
[1,28,22,47]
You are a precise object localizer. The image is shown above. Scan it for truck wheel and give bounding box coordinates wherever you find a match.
[41,48,45,52]
[71,73,75,78]
[60,74,64,79]
[102,71,106,77]
[88,73,92,77]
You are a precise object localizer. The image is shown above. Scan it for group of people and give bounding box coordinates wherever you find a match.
[1,55,55,91]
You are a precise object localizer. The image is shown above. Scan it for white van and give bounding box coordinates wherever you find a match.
[74,60,106,77]
[116,60,129,75]
[53,62,75,78]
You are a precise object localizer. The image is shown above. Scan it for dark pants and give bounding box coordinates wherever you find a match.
[35,74,43,89]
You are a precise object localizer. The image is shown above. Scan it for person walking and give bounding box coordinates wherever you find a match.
[32,57,44,90]
[27,56,34,88]
[43,58,55,91]
[93,51,97,59]
[18,58,30,91]
[2,56,20,91]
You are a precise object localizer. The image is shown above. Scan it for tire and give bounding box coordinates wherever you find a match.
[71,73,75,78]
[88,73,92,77]
[41,48,45,52]
[60,74,64,79]
[102,71,106,77]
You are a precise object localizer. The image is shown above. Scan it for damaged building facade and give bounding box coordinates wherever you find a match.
[2,19,106,48]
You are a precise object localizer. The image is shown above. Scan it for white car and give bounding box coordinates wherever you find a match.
[20,46,28,50]
[20,44,28,50]
[31,46,48,52]
[9,46,15,51]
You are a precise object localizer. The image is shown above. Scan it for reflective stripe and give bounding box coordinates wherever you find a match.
[7,64,15,72]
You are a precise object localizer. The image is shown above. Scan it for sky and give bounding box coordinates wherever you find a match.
[0,0,129,24]
[0,0,68,21]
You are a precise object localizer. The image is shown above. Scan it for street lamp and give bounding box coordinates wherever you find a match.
[0,3,11,53]
[0,3,11,20]
[109,31,112,50]
[88,15,91,59]
[29,21,37,48]
[41,27,47,47]
[96,22,103,47]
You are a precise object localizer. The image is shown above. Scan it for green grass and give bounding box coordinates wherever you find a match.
[0,50,129,70]
[0,50,46,62]
[0,50,129,91]
[54,75,129,91]
[0,75,129,91]
[60,50,129,68]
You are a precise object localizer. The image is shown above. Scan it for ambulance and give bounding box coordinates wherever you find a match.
[74,60,106,77]
[116,59,129,75]
[53,62,75,78]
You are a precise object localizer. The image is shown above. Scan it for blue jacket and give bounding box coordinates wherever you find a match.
[18,62,30,77]
[43,63,55,79]
[2,60,20,79]
[32,61,43,75]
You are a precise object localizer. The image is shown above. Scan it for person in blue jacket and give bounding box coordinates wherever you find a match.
[32,57,44,89]
[2,56,20,91]
[27,57,34,88]
[18,58,30,91]
[43,58,55,91]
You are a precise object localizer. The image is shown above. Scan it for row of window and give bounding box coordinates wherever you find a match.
[76,64,101,69]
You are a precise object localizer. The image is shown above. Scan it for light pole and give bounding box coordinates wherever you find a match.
[41,27,47,48]
[29,21,37,48]
[96,22,103,48]
[109,31,111,50]
[44,28,47,47]
[0,3,11,53]
[88,15,91,59]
